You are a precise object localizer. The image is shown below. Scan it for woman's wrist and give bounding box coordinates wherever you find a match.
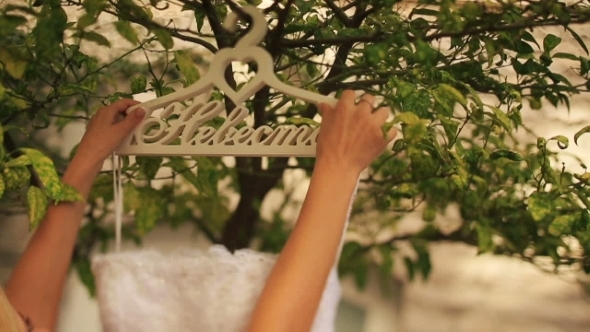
[62,155,103,199]
[311,160,361,195]
[314,159,361,182]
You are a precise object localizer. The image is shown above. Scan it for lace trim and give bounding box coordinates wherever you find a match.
[92,245,341,332]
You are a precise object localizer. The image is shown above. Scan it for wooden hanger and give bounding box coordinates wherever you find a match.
[116,5,338,157]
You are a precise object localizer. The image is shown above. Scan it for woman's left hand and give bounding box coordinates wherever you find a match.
[72,99,145,176]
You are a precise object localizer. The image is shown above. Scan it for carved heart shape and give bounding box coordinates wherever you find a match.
[207,47,274,106]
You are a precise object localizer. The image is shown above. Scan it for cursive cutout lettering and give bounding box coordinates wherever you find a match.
[117,100,319,157]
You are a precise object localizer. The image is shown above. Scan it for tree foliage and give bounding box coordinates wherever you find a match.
[1,0,590,293]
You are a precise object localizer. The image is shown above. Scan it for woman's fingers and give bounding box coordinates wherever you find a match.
[372,107,390,124]
[110,99,141,114]
[357,94,376,113]
[113,108,145,137]
[336,90,357,112]
[100,99,141,122]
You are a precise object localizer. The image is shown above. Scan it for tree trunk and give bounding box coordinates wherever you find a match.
[221,158,285,251]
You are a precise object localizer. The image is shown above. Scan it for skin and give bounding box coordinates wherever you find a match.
[2,90,396,332]
[4,99,145,331]
[247,90,397,332]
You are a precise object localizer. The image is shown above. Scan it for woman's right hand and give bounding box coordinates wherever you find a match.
[317,90,397,176]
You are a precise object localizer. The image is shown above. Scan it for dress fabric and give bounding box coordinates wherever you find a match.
[91,245,341,332]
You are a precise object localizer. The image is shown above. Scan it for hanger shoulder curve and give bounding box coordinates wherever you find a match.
[127,74,216,114]
[254,49,338,107]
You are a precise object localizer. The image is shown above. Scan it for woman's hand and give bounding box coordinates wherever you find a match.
[6,99,145,331]
[247,90,397,332]
[317,90,396,176]
[64,99,144,200]
[71,99,145,177]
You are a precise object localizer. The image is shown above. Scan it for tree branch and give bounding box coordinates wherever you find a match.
[201,0,231,48]
[168,31,218,53]
[373,228,479,249]
[263,0,282,14]
[281,33,384,48]
[269,0,295,57]
[324,0,351,26]
[102,7,218,53]
[280,15,590,48]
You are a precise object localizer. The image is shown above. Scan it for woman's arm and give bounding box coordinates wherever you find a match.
[247,90,397,332]
[4,100,144,330]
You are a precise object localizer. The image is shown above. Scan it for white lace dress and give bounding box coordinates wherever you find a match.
[91,245,341,332]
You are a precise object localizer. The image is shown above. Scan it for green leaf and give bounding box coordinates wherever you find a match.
[89,173,115,202]
[393,112,420,125]
[114,21,139,45]
[552,52,579,61]
[136,156,163,179]
[410,8,439,17]
[379,246,394,275]
[353,262,369,290]
[543,34,561,52]
[3,166,30,190]
[174,50,200,86]
[549,135,569,149]
[574,125,590,145]
[194,10,206,33]
[437,83,467,108]
[195,157,219,197]
[81,31,111,47]
[422,205,436,222]
[130,76,147,94]
[457,82,483,110]
[21,148,61,198]
[340,241,363,262]
[450,174,468,190]
[74,257,96,296]
[489,149,523,161]
[153,28,174,49]
[513,40,535,55]
[27,186,48,230]
[414,244,432,279]
[0,176,5,199]
[391,139,405,152]
[54,183,83,202]
[305,62,318,77]
[528,192,553,222]
[475,223,494,253]
[0,49,27,79]
[135,187,165,235]
[566,26,589,55]
[402,122,427,144]
[490,107,512,131]
[284,117,320,127]
[77,13,97,29]
[123,183,142,212]
[548,214,578,236]
[402,88,432,119]
[404,257,415,281]
[166,157,200,188]
[4,155,31,168]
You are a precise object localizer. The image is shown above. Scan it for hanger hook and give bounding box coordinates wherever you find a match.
[223,5,267,48]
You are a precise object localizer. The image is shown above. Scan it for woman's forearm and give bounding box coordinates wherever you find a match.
[5,99,142,330]
[247,162,359,332]
[5,158,99,330]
